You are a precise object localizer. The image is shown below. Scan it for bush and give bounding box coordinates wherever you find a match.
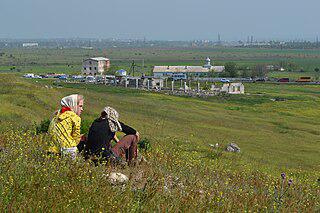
[80,119,91,136]
[138,138,151,152]
[35,119,50,134]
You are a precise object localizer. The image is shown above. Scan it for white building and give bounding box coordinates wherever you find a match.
[153,57,225,78]
[22,43,38,47]
[82,57,110,75]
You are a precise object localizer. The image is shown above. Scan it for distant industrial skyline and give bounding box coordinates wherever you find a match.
[0,0,319,41]
[1,36,319,43]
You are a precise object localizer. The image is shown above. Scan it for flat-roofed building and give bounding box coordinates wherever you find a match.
[153,58,224,78]
[82,57,110,75]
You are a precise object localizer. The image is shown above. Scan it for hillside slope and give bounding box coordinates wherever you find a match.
[0,74,319,211]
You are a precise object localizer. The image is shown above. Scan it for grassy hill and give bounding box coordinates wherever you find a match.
[0,73,319,211]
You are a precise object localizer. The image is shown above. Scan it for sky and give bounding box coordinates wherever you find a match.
[0,0,319,41]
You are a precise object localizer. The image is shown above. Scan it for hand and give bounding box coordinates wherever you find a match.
[80,134,87,142]
[114,135,120,143]
[135,131,140,141]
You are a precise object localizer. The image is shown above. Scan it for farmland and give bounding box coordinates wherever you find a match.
[1,47,320,78]
[0,47,319,211]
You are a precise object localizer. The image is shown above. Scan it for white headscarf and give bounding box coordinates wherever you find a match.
[60,94,81,114]
[103,106,122,132]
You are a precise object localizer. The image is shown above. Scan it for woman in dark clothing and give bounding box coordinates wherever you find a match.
[84,106,140,164]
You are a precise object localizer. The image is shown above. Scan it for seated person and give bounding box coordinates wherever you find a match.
[48,94,84,159]
[84,106,140,165]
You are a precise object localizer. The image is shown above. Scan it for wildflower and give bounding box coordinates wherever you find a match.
[281,172,286,180]
[288,179,293,186]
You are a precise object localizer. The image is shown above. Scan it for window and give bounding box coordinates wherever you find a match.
[94,67,97,70]
[84,67,86,70]
[89,67,92,70]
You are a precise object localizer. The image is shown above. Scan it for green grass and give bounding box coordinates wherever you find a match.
[1,74,319,173]
[0,57,320,210]
[2,47,320,76]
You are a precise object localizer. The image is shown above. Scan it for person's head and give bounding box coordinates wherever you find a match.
[101,106,122,132]
[101,106,119,119]
[60,94,84,116]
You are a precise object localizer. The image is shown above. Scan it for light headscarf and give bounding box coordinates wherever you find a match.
[60,94,82,115]
[103,106,122,132]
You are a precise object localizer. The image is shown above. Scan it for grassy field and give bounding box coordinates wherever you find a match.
[0,47,320,211]
[1,47,320,77]
[0,72,319,211]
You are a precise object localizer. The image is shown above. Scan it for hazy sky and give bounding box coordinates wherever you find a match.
[0,0,319,40]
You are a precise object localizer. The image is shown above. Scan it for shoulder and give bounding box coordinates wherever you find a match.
[64,111,81,123]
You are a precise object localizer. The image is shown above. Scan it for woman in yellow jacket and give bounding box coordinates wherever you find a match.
[48,94,84,159]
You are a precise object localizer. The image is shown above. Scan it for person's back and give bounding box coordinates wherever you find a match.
[48,110,81,153]
[47,94,84,159]
[84,117,115,156]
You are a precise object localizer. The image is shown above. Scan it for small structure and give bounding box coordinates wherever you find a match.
[141,76,164,89]
[82,57,110,75]
[115,69,127,77]
[125,77,143,88]
[220,83,245,94]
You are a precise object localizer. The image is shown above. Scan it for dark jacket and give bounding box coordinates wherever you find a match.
[84,117,136,155]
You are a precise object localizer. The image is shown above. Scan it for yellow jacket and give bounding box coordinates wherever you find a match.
[48,111,81,153]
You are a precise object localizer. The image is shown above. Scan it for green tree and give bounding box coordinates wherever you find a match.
[241,70,251,78]
[224,62,238,77]
[252,64,268,78]
[287,62,298,71]
[106,65,120,75]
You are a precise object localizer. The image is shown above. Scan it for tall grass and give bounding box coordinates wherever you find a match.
[0,130,319,211]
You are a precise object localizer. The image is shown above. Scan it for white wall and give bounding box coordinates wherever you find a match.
[82,60,99,75]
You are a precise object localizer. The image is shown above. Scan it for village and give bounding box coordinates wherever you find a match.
[23,56,247,97]
[23,55,320,99]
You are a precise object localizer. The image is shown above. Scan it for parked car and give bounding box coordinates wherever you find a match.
[58,75,68,80]
[95,76,105,83]
[277,78,289,83]
[241,77,253,82]
[254,78,266,82]
[220,78,230,83]
[71,75,84,80]
[86,76,96,83]
[23,73,35,78]
[296,77,311,83]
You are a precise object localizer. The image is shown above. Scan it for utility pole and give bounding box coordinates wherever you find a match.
[130,60,135,76]
[142,59,144,74]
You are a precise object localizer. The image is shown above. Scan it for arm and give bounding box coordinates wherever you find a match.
[72,115,82,145]
[119,121,140,141]
[119,121,136,135]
